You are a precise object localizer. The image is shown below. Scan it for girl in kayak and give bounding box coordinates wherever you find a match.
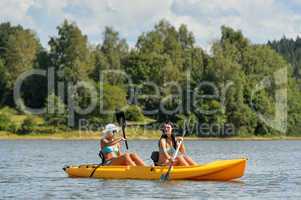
[158,123,197,166]
[100,124,145,166]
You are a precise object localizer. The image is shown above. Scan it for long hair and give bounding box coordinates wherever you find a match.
[158,123,177,150]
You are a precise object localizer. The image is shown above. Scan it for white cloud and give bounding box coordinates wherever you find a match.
[0,0,35,27]
[64,0,174,45]
[170,0,301,45]
[0,0,300,49]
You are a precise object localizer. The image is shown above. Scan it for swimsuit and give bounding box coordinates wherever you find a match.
[159,143,176,156]
[102,144,119,158]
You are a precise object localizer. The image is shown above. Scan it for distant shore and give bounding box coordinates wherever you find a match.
[1,131,300,140]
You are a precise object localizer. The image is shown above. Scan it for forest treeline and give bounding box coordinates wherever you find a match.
[268,37,301,81]
[0,19,300,136]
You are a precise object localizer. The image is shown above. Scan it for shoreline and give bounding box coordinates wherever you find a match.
[1,131,300,141]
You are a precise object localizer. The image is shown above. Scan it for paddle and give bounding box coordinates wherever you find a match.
[115,109,128,150]
[90,161,102,178]
[160,122,187,181]
[89,150,107,177]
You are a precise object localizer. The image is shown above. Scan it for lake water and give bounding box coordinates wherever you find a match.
[0,140,301,199]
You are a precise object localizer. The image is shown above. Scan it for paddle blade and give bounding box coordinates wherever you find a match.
[115,109,126,126]
[160,173,169,181]
[160,165,173,181]
[115,109,129,149]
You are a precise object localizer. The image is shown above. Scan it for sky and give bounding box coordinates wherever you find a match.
[1,0,301,50]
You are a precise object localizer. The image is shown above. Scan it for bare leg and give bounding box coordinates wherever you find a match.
[123,153,137,166]
[174,155,189,166]
[110,157,125,165]
[183,155,198,166]
[110,153,136,166]
[130,153,145,166]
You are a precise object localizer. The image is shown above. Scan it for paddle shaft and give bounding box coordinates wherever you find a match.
[116,110,128,150]
[121,124,129,150]
[89,163,101,178]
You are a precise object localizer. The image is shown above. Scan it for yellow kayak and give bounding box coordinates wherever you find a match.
[63,158,247,181]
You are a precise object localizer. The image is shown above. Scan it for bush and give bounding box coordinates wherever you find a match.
[7,123,19,133]
[0,113,11,131]
[33,125,62,134]
[125,105,144,121]
[0,107,18,115]
[0,112,20,133]
[18,116,35,134]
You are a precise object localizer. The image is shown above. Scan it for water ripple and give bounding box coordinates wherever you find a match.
[0,140,301,200]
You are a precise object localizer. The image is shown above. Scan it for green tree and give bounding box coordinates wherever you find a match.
[49,20,93,83]
[178,24,195,49]
[95,27,129,84]
[0,22,41,107]
[125,52,179,85]
[89,83,127,124]
[0,59,9,106]
[90,48,108,81]
[269,36,301,80]
[3,29,40,85]
[101,27,128,69]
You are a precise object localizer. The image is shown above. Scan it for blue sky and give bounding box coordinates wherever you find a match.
[1,0,301,51]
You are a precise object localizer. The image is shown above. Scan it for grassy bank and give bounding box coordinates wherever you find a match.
[0,127,162,140]
[1,109,300,140]
[1,130,300,140]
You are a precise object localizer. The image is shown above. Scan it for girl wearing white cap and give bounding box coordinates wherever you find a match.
[100,123,145,166]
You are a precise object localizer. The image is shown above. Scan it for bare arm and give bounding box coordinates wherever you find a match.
[101,137,123,147]
[176,137,186,154]
[117,143,122,156]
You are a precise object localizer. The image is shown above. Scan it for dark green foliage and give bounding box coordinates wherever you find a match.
[101,27,128,70]
[49,20,93,83]
[268,37,301,135]
[0,19,301,136]
[91,27,129,84]
[0,23,41,107]
[268,37,301,80]
[125,105,144,121]
[18,116,35,134]
[0,59,9,106]
[97,84,128,124]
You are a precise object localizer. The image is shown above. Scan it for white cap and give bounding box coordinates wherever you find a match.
[102,123,120,136]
